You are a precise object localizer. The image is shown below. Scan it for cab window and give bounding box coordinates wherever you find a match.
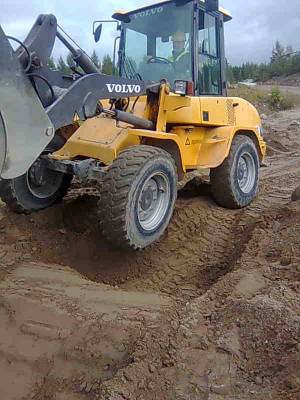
[198,11,221,94]
[122,2,193,84]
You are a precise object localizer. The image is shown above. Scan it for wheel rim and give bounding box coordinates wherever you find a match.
[237,151,256,194]
[137,172,171,232]
[27,158,64,199]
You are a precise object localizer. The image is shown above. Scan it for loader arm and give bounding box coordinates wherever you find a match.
[0,15,153,179]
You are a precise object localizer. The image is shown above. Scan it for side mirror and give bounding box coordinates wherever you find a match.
[94,24,102,43]
[206,0,219,12]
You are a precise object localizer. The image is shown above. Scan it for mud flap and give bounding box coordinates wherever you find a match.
[0,25,54,179]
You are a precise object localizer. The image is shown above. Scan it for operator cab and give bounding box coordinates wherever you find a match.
[112,0,231,96]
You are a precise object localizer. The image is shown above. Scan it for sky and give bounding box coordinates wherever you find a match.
[1,0,300,66]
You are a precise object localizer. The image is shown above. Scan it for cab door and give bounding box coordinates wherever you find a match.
[195,6,225,96]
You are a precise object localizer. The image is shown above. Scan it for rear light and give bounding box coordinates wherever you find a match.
[186,81,194,96]
[174,80,194,96]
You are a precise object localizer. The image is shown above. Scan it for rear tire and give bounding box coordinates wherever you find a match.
[98,145,177,250]
[210,135,259,209]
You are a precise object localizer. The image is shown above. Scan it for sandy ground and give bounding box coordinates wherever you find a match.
[0,107,299,400]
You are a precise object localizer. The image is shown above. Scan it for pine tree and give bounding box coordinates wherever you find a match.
[57,56,69,73]
[101,54,113,75]
[91,50,101,70]
[67,52,75,69]
[225,41,300,83]
[47,56,56,70]
[271,41,286,63]
[226,60,234,84]
[286,45,294,56]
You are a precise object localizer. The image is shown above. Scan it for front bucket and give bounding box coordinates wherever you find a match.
[0,25,54,179]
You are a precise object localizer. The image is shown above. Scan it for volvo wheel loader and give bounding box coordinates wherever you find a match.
[0,0,266,249]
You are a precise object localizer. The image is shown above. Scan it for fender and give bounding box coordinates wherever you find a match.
[126,125,266,172]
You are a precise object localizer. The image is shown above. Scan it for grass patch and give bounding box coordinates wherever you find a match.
[267,87,294,110]
[228,85,300,112]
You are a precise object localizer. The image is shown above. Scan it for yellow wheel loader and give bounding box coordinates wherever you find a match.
[0,0,266,249]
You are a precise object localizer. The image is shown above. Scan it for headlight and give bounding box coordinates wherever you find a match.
[174,80,194,96]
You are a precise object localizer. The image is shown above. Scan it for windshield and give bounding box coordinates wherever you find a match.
[120,1,193,84]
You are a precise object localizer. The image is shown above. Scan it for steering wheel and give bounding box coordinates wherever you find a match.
[147,56,173,66]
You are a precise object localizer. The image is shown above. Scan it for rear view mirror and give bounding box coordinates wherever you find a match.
[94,24,102,43]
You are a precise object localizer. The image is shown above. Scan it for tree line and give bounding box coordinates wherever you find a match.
[50,41,300,84]
[227,41,300,83]
[47,50,114,75]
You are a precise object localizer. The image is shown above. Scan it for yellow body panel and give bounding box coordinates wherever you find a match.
[53,85,266,175]
[166,97,230,126]
[53,116,139,164]
[127,124,264,172]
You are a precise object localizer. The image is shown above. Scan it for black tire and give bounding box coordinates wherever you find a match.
[98,145,177,250]
[0,171,72,214]
[210,135,259,209]
[0,135,72,214]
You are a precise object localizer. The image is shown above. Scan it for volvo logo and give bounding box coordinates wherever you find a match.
[133,6,164,19]
[106,83,142,94]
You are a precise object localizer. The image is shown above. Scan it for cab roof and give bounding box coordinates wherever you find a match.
[113,0,232,23]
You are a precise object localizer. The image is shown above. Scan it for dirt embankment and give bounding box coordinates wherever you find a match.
[0,108,299,400]
[264,73,300,87]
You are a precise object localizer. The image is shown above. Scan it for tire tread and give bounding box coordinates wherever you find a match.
[98,145,177,250]
[210,135,258,209]
[0,174,72,214]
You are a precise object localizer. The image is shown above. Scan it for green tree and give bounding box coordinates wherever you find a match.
[57,56,69,73]
[226,61,234,84]
[91,50,101,70]
[101,54,113,75]
[66,52,75,70]
[231,66,242,82]
[226,41,300,83]
[271,40,286,63]
[286,45,294,55]
[290,54,300,74]
[47,56,56,70]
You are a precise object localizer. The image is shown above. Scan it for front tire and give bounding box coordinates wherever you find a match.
[0,158,72,214]
[210,135,259,209]
[98,145,177,250]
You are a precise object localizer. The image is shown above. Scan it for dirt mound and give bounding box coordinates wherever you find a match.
[1,180,240,299]
[0,263,170,400]
[99,200,300,400]
[0,108,299,399]
[265,73,300,87]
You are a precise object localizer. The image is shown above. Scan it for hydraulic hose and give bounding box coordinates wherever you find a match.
[102,108,155,130]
